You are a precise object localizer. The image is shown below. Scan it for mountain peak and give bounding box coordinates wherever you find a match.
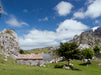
[70,26,101,49]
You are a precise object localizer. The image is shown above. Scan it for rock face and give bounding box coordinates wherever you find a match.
[0,29,20,57]
[70,27,101,49]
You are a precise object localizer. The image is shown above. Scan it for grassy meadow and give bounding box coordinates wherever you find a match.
[23,47,51,54]
[0,56,101,75]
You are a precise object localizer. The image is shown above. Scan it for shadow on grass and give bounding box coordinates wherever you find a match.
[54,64,81,71]
[69,65,81,71]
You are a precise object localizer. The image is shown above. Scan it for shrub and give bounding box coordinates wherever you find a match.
[19,49,24,54]
[54,64,64,68]
[54,63,67,68]
[81,48,94,64]
[93,45,101,53]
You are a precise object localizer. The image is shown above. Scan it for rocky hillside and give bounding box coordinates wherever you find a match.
[70,27,101,49]
[0,29,20,58]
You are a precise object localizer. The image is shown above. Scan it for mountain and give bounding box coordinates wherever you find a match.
[0,29,20,59]
[69,27,101,49]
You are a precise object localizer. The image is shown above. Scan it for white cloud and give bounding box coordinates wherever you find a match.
[73,0,101,19]
[19,29,58,49]
[23,9,28,13]
[55,1,73,16]
[1,5,8,15]
[38,19,42,21]
[56,19,89,40]
[19,19,89,49]
[85,0,101,18]
[2,9,8,15]
[73,12,85,19]
[6,15,28,27]
[94,20,101,25]
[95,20,99,24]
[61,40,69,43]
[38,17,48,21]
[43,17,48,21]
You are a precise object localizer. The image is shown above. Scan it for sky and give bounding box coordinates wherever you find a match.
[0,0,101,50]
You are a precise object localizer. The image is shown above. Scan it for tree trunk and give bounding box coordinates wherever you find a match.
[68,59,70,66]
[87,59,91,64]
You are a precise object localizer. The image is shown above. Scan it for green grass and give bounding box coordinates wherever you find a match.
[24,47,51,54]
[0,56,101,75]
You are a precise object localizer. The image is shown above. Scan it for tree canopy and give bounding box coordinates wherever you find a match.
[56,42,81,65]
[93,45,101,53]
[19,49,24,54]
[81,48,94,59]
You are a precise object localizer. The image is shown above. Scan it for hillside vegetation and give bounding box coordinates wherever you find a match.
[23,47,51,54]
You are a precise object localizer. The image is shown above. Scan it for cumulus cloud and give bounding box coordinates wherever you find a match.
[6,15,28,27]
[85,0,101,18]
[55,1,73,16]
[73,12,85,19]
[73,0,101,19]
[38,17,48,21]
[19,19,89,49]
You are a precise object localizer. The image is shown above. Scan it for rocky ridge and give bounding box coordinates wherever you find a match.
[69,27,101,49]
[0,29,20,59]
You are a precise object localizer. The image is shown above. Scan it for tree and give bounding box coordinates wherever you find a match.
[56,42,81,66]
[19,49,24,54]
[93,45,101,53]
[81,48,94,64]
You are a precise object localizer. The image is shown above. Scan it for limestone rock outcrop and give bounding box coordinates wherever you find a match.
[70,27,101,49]
[0,29,20,57]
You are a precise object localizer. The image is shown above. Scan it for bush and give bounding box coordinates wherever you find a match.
[82,48,94,59]
[19,49,24,54]
[93,45,101,53]
[54,63,66,68]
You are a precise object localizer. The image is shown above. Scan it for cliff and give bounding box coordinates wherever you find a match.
[0,29,20,58]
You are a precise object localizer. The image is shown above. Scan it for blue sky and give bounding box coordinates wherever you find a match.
[0,0,101,49]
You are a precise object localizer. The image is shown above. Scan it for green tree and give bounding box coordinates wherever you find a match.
[56,42,81,66]
[93,45,101,53]
[81,48,94,64]
[19,49,24,54]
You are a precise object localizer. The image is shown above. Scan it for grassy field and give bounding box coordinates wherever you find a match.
[24,47,51,54]
[0,56,101,75]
